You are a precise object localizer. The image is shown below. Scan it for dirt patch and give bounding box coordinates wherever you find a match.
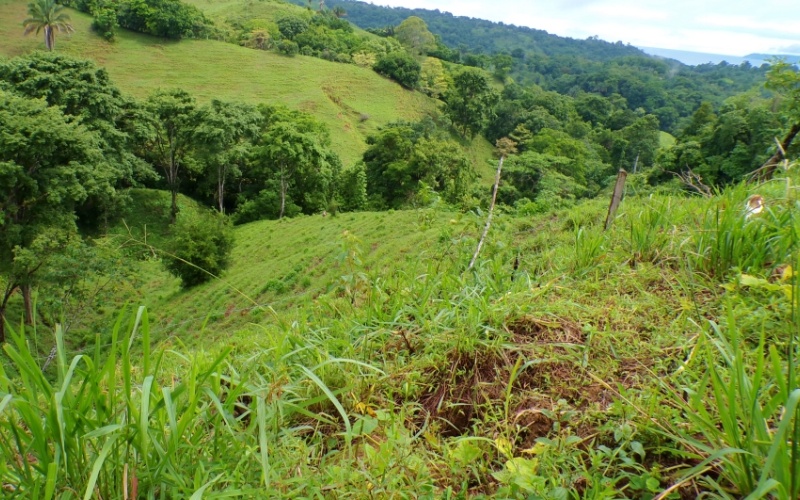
[416,347,604,438]
[419,350,509,436]
[616,356,655,388]
[507,316,584,346]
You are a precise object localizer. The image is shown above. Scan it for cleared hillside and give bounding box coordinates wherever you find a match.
[0,0,440,166]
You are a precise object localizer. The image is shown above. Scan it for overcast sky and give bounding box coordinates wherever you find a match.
[369,0,800,56]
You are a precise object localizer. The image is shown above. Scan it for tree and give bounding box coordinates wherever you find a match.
[117,0,212,39]
[364,125,416,207]
[0,53,155,200]
[250,108,338,219]
[142,89,199,222]
[247,29,272,50]
[394,16,435,57]
[408,138,475,205]
[338,163,367,211]
[756,61,800,179]
[420,57,448,98]
[22,0,74,51]
[0,91,107,342]
[363,121,476,207]
[276,15,309,40]
[331,6,346,18]
[193,100,262,213]
[443,68,498,138]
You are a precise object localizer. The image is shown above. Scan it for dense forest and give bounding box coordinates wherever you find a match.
[303,0,771,132]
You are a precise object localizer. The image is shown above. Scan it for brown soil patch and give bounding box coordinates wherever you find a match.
[417,345,609,439]
[507,316,584,346]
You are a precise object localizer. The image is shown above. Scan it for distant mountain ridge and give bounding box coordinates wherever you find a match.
[293,0,648,62]
[640,47,800,67]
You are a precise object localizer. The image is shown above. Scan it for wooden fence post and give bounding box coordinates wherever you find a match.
[604,169,628,231]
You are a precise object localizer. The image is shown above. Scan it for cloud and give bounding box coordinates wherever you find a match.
[371,0,799,55]
[775,43,800,54]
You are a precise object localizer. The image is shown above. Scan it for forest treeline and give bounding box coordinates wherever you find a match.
[310,0,771,132]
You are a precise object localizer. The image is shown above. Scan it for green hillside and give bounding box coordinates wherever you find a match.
[2,0,800,496]
[0,0,444,166]
[6,177,800,497]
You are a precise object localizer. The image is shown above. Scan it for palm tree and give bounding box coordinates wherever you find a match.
[23,0,74,51]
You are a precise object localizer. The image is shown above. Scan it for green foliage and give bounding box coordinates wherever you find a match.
[393,16,435,56]
[0,310,259,496]
[0,89,107,340]
[142,89,199,221]
[90,2,118,41]
[162,210,235,287]
[0,52,154,192]
[276,14,308,39]
[193,99,263,213]
[337,162,368,211]
[419,56,448,98]
[671,308,800,498]
[116,0,213,39]
[323,0,768,131]
[373,50,421,89]
[243,107,340,220]
[276,38,299,56]
[443,68,498,138]
[363,120,475,208]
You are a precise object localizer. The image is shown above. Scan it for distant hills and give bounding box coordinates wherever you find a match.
[318,0,799,69]
[296,0,647,61]
[639,47,800,67]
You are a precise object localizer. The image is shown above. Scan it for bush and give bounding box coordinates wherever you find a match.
[277,39,300,57]
[276,15,308,40]
[91,5,118,41]
[117,0,212,39]
[162,211,235,288]
[373,51,421,89]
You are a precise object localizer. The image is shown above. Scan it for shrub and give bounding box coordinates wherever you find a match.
[162,211,234,287]
[373,51,421,89]
[91,5,118,41]
[276,15,308,40]
[277,39,300,57]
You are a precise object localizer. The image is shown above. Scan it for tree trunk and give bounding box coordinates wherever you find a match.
[753,123,800,182]
[44,25,53,51]
[0,284,18,343]
[217,168,225,213]
[468,155,505,271]
[604,169,628,231]
[170,188,178,223]
[22,284,33,326]
[168,148,180,223]
[279,167,287,219]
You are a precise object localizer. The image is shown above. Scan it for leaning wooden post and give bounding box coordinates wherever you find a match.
[604,169,628,231]
[468,138,517,271]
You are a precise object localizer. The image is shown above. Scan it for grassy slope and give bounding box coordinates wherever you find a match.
[103,187,708,355]
[104,190,474,344]
[0,0,459,167]
[5,179,800,496]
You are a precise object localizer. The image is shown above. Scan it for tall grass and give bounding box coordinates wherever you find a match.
[673,311,800,498]
[666,181,800,498]
[0,308,262,497]
[689,184,797,279]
